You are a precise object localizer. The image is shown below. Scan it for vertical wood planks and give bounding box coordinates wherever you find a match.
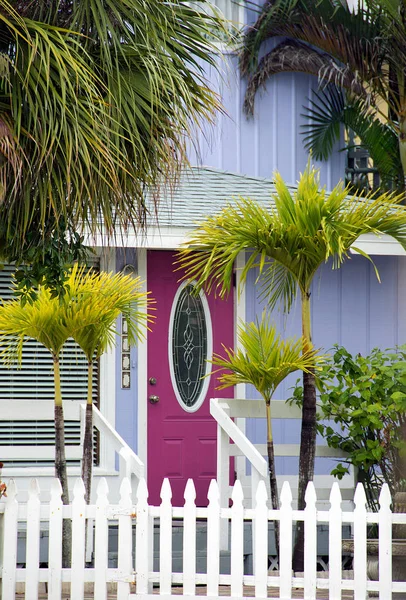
[354,483,368,600]
[159,479,173,595]
[207,480,220,596]
[329,483,342,600]
[25,479,41,600]
[2,480,18,600]
[135,478,150,595]
[254,480,268,599]
[231,481,244,598]
[71,478,86,600]
[183,480,196,596]
[304,482,317,600]
[94,478,109,600]
[279,482,293,600]
[117,478,133,600]
[48,479,63,600]
[379,484,392,599]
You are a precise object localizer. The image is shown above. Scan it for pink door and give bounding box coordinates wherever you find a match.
[147,250,234,506]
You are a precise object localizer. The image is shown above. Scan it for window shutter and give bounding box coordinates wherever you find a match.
[0,262,100,467]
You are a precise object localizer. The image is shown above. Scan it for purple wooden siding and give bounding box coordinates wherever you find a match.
[245,254,406,475]
[188,52,345,188]
[115,248,138,451]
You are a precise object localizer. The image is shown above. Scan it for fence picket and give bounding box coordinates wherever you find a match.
[1,477,405,599]
[329,482,342,600]
[378,484,392,599]
[48,479,63,600]
[304,482,317,600]
[231,481,244,598]
[94,478,109,600]
[1,479,18,600]
[159,478,173,595]
[135,478,151,595]
[207,480,220,597]
[354,483,368,600]
[183,479,197,596]
[71,478,87,600]
[117,477,133,600]
[25,479,41,600]
[279,481,293,600]
[254,480,268,599]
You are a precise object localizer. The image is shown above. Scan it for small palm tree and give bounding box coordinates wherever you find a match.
[177,164,406,569]
[211,313,320,553]
[64,266,153,504]
[0,287,72,502]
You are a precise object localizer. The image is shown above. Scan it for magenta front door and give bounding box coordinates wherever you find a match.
[147,250,234,506]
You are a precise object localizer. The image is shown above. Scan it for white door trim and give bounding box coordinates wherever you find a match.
[137,248,148,468]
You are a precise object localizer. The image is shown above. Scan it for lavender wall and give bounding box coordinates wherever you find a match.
[188,51,345,188]
[115,249,138,451]
[245,254,406,475]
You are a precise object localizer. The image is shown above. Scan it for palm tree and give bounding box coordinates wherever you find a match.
[0,287,72,501]
[0,0,229,286]
[177,164,406,569]
[64,266,153,504]
[240,0,406,188]
[210,312,320,553]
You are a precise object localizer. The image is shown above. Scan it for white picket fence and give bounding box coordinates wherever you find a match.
[1,477,406,600]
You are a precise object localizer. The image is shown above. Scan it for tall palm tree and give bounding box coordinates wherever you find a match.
[240,0,406,188]
[211,312,320,554]
[64,266,153,504]
[177,164,406,569]
[0,0,229,286]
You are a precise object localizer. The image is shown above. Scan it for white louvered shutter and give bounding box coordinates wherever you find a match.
[0,262,100,467]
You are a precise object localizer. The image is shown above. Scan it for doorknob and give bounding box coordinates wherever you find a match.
[149,394,160,404]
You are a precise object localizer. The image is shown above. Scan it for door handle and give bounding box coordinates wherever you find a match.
[149,395,160,404]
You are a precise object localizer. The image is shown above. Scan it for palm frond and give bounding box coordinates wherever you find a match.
[210,312,321,404]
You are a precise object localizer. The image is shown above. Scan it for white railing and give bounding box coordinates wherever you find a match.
[80,404,144,496]
[0,477,405,600]
[211,398,355,512]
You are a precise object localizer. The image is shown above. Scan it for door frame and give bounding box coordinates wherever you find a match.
[136,248,247,480]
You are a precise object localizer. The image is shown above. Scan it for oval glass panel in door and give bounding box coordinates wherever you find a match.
[170,283,212,412]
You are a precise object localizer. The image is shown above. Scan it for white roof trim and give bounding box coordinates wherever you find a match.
[351,234,406,256]
[86,229,406,255]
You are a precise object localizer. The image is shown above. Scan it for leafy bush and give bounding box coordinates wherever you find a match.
[290,345,406,509]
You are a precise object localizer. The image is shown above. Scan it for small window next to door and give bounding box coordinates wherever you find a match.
[169,282,213,412]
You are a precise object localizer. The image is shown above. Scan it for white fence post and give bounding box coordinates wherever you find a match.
[48,479,63,600]
[207,480,220,597]
[26,479,41,600]
[1,480,18,600]
[183,480,197,597]
[135,478,151,595]
[378,484,392,599]
[231,481,244,598]
[94,478,109,600]
[279,481,293,600]
[353,483,368,600]
[329,482,343,600]
[254,480,268,599]
[217,418,230,551]
[71,478,87,600]
[159,479,173,595]
[117,477,133,600]
[304,482,317,600]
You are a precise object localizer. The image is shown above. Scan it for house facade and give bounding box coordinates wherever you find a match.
[1,0,405,507]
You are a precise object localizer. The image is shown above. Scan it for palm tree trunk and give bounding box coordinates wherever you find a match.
[82,361,93,505]
[266,401,280,559]
[53,356,71,567]
[399,114,406,193]
[292,290,317,572]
